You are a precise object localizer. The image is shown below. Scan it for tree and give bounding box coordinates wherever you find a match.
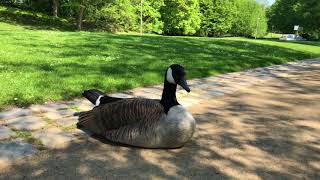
[298,0,320,39]
[65,0,104,31]
[161,0,201,35]
[93,0,165,33]
[94,0,138,32]
[267,0,300,34]
[198,0,236,37]
[52,0,59,17]
[140,0,164,34]
[267,0,320,39]
[231,0,267,37]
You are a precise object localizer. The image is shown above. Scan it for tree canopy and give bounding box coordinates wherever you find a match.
[268,0,320,39]
[231,0,268,37]
[198,0,236,37]
[2,0,270,38]
[161,0,201,35]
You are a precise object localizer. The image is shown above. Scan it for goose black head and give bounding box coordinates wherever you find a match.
[166,64,191,92]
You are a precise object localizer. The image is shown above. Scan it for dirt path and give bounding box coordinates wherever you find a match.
[1,62,320,179]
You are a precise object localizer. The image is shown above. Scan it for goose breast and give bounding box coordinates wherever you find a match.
[157,105,196,147]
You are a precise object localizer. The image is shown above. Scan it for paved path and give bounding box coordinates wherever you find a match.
[0,59,319,179]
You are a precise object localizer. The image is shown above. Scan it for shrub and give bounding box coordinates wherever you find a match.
[140,0,164,34]
[94,0,138,32]
[161,0,201,35]
[231,0,267,38]
[198,0,236,37]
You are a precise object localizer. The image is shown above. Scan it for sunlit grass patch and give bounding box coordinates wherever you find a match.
[0,21,319,109]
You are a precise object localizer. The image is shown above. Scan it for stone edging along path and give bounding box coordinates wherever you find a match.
[0,58,319,165]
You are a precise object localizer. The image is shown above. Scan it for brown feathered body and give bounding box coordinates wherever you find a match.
[78,98,196,148]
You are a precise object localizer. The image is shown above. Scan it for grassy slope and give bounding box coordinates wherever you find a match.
[0,5,73,31]
[0,8,320,109]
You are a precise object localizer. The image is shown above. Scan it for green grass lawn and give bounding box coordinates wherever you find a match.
[0,19,320,109]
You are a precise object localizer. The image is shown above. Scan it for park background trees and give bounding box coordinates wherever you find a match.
[268,0,320,39]
[1,0,318,39]
[198,0,236,37]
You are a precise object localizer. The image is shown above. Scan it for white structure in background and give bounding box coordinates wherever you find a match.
[279,25,305,41]
[279,34,305,41]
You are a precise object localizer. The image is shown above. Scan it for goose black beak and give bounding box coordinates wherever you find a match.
[178,78,191,93]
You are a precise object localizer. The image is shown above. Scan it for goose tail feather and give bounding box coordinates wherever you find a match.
[78,110,93,123]
[77,110,101,134]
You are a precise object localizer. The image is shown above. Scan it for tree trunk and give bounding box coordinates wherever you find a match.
[52,0,58,17]
[77,6,85,31]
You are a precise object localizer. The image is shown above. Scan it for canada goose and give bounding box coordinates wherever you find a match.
[77,64,196,148]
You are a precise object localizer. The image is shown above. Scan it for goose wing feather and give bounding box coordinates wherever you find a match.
[78,98,165,134]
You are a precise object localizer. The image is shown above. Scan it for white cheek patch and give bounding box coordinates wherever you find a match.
[166,68,176,84]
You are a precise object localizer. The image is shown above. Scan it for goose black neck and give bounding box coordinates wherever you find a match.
[160,80,179,113]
